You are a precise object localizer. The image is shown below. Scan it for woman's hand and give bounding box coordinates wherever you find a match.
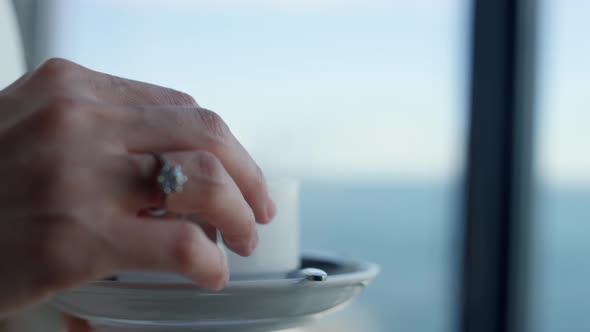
[0,58,275,316]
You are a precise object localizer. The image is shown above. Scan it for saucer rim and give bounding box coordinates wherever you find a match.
[69,250,380,293]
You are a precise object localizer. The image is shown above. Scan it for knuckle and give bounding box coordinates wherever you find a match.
[196,108,229,147]
[33,58,79,83]
[194,151,226,184]
[43,95,79,113]
[165,89,198,106]
[37,96,87,133]
[192,152,230,213]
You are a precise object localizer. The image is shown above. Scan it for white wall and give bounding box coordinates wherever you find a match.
[0,0,26,89]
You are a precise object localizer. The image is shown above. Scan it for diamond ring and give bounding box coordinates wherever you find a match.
[154,154,188,195]
[147,154,188,216]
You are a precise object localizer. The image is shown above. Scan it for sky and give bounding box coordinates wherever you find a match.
[41,0,589,186]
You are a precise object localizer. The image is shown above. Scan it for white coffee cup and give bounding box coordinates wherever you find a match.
[223,178,299,279]
[118,178,300,283]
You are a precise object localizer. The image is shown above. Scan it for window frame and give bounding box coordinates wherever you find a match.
[460,0,538,331]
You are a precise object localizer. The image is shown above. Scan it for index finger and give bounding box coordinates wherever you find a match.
[102,104,275,223]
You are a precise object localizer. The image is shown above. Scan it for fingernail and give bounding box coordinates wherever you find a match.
[265,198,276,222]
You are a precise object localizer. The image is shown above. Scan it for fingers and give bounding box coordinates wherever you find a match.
[107,218,228,291]
[22,62,274,224]
[128,151,257,256]
[101,104,274,223]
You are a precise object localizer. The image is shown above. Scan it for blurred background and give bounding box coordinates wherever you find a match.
[3,0,590,331]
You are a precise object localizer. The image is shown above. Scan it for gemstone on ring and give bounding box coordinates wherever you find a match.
[157,163,188,195]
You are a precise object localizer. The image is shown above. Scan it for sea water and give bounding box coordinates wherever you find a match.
[299,181,590,332]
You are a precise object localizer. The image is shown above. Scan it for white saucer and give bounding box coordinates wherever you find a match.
[50,251,379,332]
